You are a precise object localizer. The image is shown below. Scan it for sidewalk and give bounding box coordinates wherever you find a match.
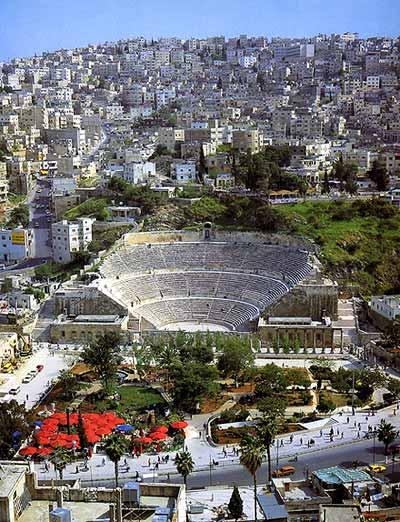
[34,404,400,483]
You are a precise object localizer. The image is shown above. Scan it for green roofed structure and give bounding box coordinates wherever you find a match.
[312,466,371,486]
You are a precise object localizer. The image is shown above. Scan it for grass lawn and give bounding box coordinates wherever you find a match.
[117,386,165,410]
[277,199,400,296]
[319,390,349,408]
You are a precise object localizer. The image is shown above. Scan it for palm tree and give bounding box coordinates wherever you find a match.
[104,433,127,487]
[50,447,72,480]
[256,414,278,488]
[175,450,194,489]
[239,434,265,522]
[377,419,399,455]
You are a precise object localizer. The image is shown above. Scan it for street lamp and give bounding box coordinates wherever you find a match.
[66,407,71,435]
[372,428,377,464]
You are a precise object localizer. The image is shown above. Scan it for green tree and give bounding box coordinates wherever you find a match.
[368,159,389,191]
[81,332,122,394]
[171,361,219,412]
[104,433,128,487]
[175,450,194,488]
[57,370,83,400]
[0,400,30,458]
[217,336,254,386]
[377,419,398,455]
[239,434,265,522]
[51,447,72,480]
[228,485,244,521]
[256,412,279,486]
[198,145,208,183]
[6,204,29,228]
[255,364,288,398]
[77,411,88,451]
[387,378,400,399]
[322,170,330,194]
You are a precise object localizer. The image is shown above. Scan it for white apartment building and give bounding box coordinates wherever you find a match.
[370,295,400,321]
[123,161,156,184]
[174,161,197,183]
[52,218,94,264]
[366,76,380,89]
[0,228,33,263]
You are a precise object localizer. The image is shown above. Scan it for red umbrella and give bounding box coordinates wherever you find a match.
[95,426,111,436]
[19,446,37,456]
[86,433,100,444]
[149,432,167,441]
[151,425,168,433]
[35,436,51,446]
[37,447,53,456]
[170,421,188,430]
[134,437,152,445]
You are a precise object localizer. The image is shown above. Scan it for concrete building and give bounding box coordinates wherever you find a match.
[158,127,185,151]
[123,161,156,184]
[232,129,263,154]
[0,228,33,264]
[174,161,197,183]
[369,295,400,331]
[0,332,17,367]
[51,218,94,264]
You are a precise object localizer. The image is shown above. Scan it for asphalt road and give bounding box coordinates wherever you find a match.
[81,437,398,490]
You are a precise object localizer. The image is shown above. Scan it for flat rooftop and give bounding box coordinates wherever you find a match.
[19,500,110,522]
[313,466,372,485]
[187,486,264,522]
[0,463,29,498]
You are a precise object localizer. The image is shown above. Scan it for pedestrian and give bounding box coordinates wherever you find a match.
[148,458,151,467]
[358,422,361,429]
[300,437,303,446]
[76,466,79,474]
[357,431,360,439]
[347,417,350,424]
[320,429,323,437]
[290,435,293,443]
[336,428,339,436]
[341,432,344,439]
[354,421,357,427]
[155,462,159,470]
[102,458,105,467]
[167,473,170,481]
[26,394,29,401]
[158,456,161,464]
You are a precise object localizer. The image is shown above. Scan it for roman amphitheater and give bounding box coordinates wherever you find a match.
[96,226,319,333]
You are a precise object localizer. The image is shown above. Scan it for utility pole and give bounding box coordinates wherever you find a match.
[276,439,279,467]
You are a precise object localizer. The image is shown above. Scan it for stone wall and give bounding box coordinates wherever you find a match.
[54,286,127,317]
[258,324,335,349]
[122,230,316,251]
[267,281,338,321]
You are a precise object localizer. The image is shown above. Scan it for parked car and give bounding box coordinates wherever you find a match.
[368,464,386,473]
[36,364,44,372]
[22,374,33,383]
[9,386,21,395]
[2,362,14,373]
[272,466,296,478]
